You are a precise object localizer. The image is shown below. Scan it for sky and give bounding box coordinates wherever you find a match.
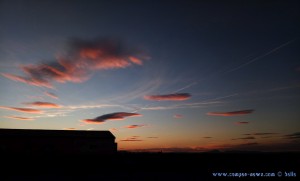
[0,0,300,152]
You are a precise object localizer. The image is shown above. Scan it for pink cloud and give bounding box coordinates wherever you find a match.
[207,109,254,116]
[173,114,183,119]
[0,106,43,114]
[129,56,143,65]
[1,73,53,88]
[125,124,146,129]
[4,116,35,121]
[23,101,61,108]
[81,112,142,124]
[81,119,106,124]
[144,93,191,101]
[1,38,146,88]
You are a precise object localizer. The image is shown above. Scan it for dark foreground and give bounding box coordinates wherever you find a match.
[2,152,299,180]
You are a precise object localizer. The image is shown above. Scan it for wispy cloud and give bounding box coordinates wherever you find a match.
[4,116,35,121]
[173,82,198,93]
[241,133,279,139]
[125,124,146,129]
[121,136,143,141]
[284,132,300,139]
[105,78,162,104]
[65,104,120,110]
[1,38,146,88]
[173,114,183,119]
[232,136,255,140]
[44,91,58,99]
[235,121,249,125]
[31,109,71,118]
[147,137,158,139]
[236,142,258,146]
[1,73,53,88]
[203,137,212,139]
[253,133,278,136]
[207,109,254,116]
[243,133,279,136]
[23,101,61,108]
[81,112,142,124]
[27,95,44,100]
[0,106,43,114]
[144,93,191,101]
[142,101,222,111]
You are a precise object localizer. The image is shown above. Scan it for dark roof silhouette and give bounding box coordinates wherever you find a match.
[0,128,115,138]
[0,128,117,154]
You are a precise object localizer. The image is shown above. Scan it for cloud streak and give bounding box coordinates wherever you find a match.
[23,101,61,108]
[44,92,58,99]
[207,109,254,116]
[243,133,279,136]
[141,101,222,111]
[232,136,255,140]
[173,114,183,119]
[125,124,146,129]
[252,133,278,136]
[81,112,141,124]
[120,136,143,141]
[235,121,249,125]
[1,38,145,88]
[1,73,53,88]
[144,93,191,101]
[65,104,120,110]
[4,116,35,121]
[0,106,43,114]
[284,132,300,139]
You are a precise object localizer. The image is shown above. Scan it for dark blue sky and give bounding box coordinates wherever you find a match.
[0,0,299,151]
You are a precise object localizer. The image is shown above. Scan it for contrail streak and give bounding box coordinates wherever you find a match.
[205,93,239,102]
[226,39,297,73]
[173,82,198,93]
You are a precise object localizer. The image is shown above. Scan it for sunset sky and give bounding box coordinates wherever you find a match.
[0,0,299,152]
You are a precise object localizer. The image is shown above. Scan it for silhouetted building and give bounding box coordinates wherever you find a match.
[0,128,117,154]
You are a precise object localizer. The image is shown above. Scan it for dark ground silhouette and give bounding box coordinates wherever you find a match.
[2,151,299,180]
[1,129,299,180]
